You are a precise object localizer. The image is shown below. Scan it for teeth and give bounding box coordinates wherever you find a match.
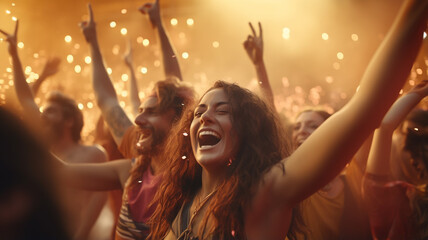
[200,145,213,150]
[199,130,220,138]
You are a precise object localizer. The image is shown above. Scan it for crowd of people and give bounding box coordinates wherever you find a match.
[0,0,427,239]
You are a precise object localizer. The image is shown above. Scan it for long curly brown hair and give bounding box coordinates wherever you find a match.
[127,78,195,188]
[149,81,304,239]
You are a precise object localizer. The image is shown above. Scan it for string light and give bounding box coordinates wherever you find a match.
[142,39,150,46]
[121,74,129,81]
[24,66,32,74]
[110,21,116,28]
[182,52,189,59]
[67,55,74,63]
[170,18,178,26]
[120,28,127,35]
[186,18,194,26]
[322,33,329,40]
[212,41,219,48]
[17,42,24,48]
[74,65,82,73]
[65,35,72,43]
[282,28,290,39]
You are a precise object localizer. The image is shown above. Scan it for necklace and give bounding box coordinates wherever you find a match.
[192,189,217,218]
[179,189,217,239]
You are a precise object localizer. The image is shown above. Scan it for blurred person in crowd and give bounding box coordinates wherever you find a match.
[363,80,428,240]
[1,21,108,240]
[0,106,70,240]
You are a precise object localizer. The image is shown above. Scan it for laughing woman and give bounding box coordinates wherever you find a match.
[149,0,428,239]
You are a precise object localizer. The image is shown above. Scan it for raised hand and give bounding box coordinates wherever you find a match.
[123,39,133,68]
[39,57,61,79]
[31,57,61,95]
[79,3,97,43]
[243,22,263,65]
[0,20,19,56]
[139,0,161,27]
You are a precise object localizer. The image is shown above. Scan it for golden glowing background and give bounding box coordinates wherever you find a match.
[0,0,427,142]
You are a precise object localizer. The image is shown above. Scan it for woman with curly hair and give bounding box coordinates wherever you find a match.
[149,0,427,239]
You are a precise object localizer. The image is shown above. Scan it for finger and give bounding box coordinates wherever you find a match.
[243,40,249,48]
[249,22,256,36]
[14,20,19,36]
[139,3,152,14]
[155,0,159,6]
[88,3,94,22]
[0,29,8,37]
[258,22,262,38]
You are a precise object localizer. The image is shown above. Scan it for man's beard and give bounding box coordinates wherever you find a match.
[136,129,167,157]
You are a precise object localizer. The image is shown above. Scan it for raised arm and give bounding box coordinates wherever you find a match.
[139,0,183,80]
[55,153,132,191]
[0,21,39,118]
[366,80,428,176]
[273,0,428,205]
[243,22,274,107]
[124,40,141,115]
[80,4,133,146]
[31,57,61,96]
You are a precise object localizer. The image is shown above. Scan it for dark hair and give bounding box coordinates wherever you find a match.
[296,108,332,122]
[46,91,83,143]
[404,108,428,168]
[0,106,70,239]
[403,109,428,240]
[150,81,304,239]
[128,78,196,187]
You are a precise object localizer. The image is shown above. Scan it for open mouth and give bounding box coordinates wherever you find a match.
[198,130,221,149]
[136,127,153,148]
